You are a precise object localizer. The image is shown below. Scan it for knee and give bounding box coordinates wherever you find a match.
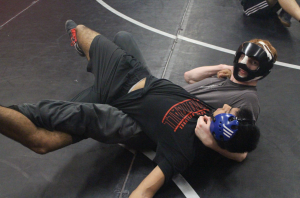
[116,31,132,37]
[114,31,132,42]
[29,143,51,155]
[31,147,50,155]
[26,131,53,154]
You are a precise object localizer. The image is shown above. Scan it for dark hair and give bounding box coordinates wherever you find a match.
[215,108,260,153]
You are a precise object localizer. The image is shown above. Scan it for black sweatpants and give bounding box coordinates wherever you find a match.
[70,32,150,104]
[17,32,150,143]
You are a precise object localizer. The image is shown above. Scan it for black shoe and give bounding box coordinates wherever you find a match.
[278,10,291,27]
[65,20,85,57]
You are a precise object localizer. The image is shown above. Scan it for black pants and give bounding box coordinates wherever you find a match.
[70,31,150,104]
[17,32,151,144]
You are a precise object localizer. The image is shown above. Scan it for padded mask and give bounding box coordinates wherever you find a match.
[233,42,274,82]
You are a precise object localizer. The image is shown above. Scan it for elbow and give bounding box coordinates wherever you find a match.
[184,72,193,84]
[236,157,245,163]
[236,153,248,162]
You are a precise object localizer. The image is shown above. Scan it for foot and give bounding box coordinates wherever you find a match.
[65,20,85,56]
[278,15,291,27]
[278,10,291,27]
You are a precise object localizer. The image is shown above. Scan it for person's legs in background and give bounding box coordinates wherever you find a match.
[278,9,292,27]
[267,0,300,27]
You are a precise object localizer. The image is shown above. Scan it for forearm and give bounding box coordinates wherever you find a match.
[278,0,300,21]
[184,64,232,84]
[211,143,247,162]
[130,166,165,198]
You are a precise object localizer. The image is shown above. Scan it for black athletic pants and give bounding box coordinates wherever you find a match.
[17,32,150,144]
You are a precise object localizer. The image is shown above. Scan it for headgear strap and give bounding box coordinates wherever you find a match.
[258,41,273,61]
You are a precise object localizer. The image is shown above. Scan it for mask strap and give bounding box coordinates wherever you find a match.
[258,41,273,61]
[247,76,263,82]
[237,118,256,125]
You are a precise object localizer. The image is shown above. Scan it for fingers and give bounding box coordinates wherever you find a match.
[197,116,211,130]
[217,69,232,79]
[203,115,208,122]
[217,71,223,78]
[204,115,211,125]
[196,116,204,128]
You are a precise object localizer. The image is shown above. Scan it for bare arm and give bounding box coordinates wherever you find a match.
[195,115,247,162]
[130,166,165,198]
[278,0,300,21]
[184,64,233,84]
[209,141,248,162]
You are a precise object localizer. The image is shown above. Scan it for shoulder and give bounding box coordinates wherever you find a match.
[230,90,259,107]
[239,90,259,100]
[234,92,260,120]
[227,79,258,92]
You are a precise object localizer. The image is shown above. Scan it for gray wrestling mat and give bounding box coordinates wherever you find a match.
[0,0,300,197]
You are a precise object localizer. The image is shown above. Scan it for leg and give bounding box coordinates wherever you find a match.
[70,86,99,103]
[15,100,142,144]
[76,24,100,61]
[67,25,113,103]
[66,20,150,104]
[65,20,100,60]
[77,31,150,104]
[276,0,300,21]
[75,27,147,65]
[0,106,72,154]
[65,22,101,103]
[113,31,147,67]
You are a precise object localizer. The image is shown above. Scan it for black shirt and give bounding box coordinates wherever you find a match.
[111,76,214,183]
